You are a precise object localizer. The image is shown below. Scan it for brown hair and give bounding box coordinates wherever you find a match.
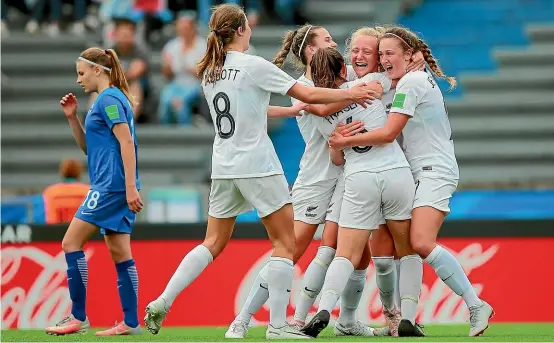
[272,24,322,69]
[196,4,247,84]
[310,48,345,89]
[60,159,83,179]
[79,47,137,106]
[380,26,457,89]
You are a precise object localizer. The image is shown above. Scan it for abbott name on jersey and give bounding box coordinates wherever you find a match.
[203,51,296,179]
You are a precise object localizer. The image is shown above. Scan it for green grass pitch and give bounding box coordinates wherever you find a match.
[2,324,554,342]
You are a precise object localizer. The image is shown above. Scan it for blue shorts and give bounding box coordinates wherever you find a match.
[74,190,135,235]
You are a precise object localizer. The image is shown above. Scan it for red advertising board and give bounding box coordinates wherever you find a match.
[2,238,554,329]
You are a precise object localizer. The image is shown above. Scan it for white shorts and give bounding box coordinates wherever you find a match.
[413,177,458,214]
[325,174,344,224]
[292,179,337,225]
[339,168,415,230]
[208,174,291,219]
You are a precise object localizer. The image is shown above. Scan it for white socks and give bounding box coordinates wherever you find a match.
[293,246,335,323]
[267,257,294,328]
[373,256,396,311]
[337,269,367,326]
[236,263,270,323]
[399,254,423,324]
[160,244,213,307]
[317,257,354,313]
[425,245,483,308]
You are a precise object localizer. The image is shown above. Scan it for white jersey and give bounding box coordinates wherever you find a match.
[292,67,358,185]
[390,71,459,180]
[203,51,296,179]
[313,75,409,177]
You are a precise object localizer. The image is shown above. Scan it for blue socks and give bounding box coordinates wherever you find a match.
[115,259,139,328]
[65,251,88,322]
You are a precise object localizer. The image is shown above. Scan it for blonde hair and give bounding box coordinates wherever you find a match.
[79,47,137,106]
[272,23,322,69]
[344,26,387,61]
[196,4,247,85]
[380,26,457,90]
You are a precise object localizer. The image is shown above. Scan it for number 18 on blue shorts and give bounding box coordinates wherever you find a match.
[75,190,136,235]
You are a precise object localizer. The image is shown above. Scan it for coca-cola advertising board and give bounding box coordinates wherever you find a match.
[2,237,554,329]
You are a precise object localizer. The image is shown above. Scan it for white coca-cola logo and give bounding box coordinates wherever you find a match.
[1,247,94,329]
[235,243,498,325]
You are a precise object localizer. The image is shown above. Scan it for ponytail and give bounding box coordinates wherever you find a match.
[272,30,296,69]
[104,49,137,106]
[417,39,457,90]
[197,30,227,84]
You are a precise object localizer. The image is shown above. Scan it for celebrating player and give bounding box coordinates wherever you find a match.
[299,47,420,338]
[143,4,376,340]
[226,24,382,339]
[329,26,494,337]
[45,48,143,336]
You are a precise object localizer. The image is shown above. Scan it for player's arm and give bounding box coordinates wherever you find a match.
[342,113,409,146]
[329,146,345,166]
[112,123,137,189]
[267,102,307,118]
[67,116,87,154]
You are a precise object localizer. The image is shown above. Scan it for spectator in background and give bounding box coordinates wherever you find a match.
[197,0,261,28]
[91,17,151,122]
[25,0,87,36]
[274,0,306,25]
[159,12,206,125]
[1,0,31,36]
[43,159,90,224]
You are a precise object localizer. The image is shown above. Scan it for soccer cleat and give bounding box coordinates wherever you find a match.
[225,319,249,339]
[373,326,392,336]
[95,321,142,336]
[300,310,330,338]
[334,320,376,337]
[289,319,305,331]
[144,298,169,335]
[383,307,401,337]
[398,319,425,337]
[266,324,313,339]
[469,301,494,337]
[45,315,90,335]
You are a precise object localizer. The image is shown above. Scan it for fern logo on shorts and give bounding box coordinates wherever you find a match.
[392,93,406,109]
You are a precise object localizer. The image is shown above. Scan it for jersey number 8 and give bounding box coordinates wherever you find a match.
[82,190,100,210]
[346,117,372,153]
[213,92,235,139]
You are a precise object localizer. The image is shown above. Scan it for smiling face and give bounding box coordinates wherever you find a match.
[379,37,413,81]
[350,34,379,78]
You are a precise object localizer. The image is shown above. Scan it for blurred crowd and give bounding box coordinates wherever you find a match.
[2,0,311,126]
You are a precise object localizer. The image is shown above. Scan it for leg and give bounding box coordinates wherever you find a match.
[46,217,97,335]
[158,84,176,124]
[177,85,201,125]
[370,225,397,311]
[292,221,335,325]
[102,233,141,332]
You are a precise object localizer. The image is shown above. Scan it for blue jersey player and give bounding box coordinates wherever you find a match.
[46,48,143,337]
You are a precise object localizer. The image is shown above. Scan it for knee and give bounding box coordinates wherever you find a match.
[61,239,81,254]
[410,232,434,258]
[275,234,296,259]
[107,244,131,263]
[372,256,395,274]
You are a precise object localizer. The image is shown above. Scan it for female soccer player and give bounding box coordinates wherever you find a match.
[329,26,494,337]
[300,47,421,339]
[225,24,381,339]
[143,4,376,340]
[45,47,143,336]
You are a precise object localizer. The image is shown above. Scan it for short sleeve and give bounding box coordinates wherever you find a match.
[248,56,297,95]
[98,95,127,129]
[359,72,392,93]
[390,72,428,117]
[346,65,357,81]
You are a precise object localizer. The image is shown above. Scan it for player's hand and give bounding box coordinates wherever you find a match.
[407,51,425,72]
[329,131,349,150]
[291,101,308,116]
[348,83,378,108]
[126,186,144,213]
[60,93,78,118]
[336,121,364,137]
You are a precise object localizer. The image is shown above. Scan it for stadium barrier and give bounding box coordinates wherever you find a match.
[2,220,554,329]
